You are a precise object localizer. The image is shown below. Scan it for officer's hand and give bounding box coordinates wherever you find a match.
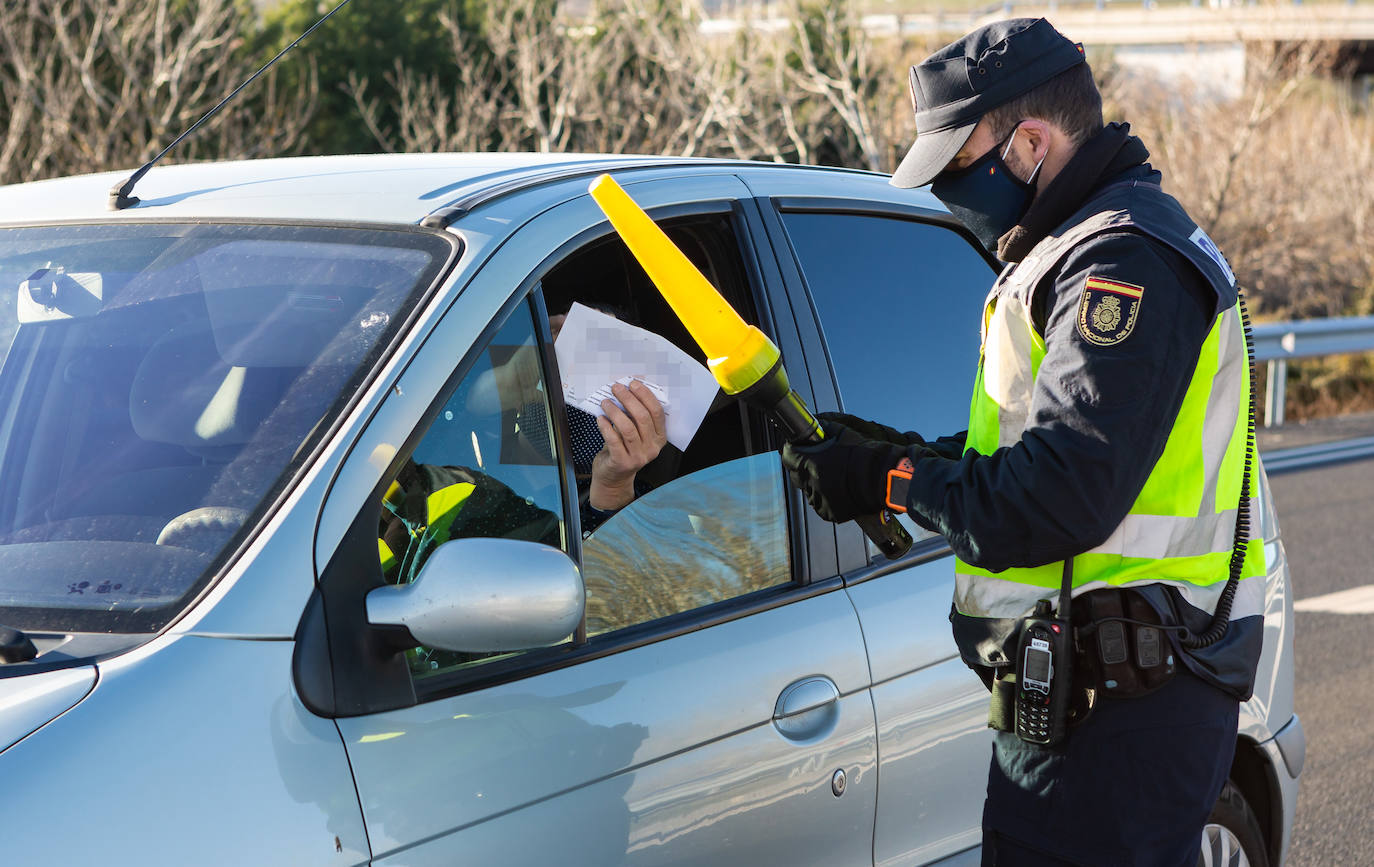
[817,411,925,448]
[590,380,667,510]
[781,421,909,524]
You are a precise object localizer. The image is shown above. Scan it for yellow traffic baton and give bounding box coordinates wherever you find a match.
[588,174,912,560]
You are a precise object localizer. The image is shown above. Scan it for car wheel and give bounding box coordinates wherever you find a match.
[1199,781,1269,867]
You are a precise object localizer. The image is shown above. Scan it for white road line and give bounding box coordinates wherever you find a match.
[1294,585,1374,614]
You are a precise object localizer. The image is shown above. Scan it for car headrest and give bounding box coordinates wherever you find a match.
[129,320,290,453]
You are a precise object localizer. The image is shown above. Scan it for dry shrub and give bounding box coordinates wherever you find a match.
[1104,41,1374,421]
[1284,355,1374,421]
[0,0,316,184]
[347,0,939,171]
[1102,41,1374,322]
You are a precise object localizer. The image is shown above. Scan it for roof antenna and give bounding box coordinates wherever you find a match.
[108,0,359,211]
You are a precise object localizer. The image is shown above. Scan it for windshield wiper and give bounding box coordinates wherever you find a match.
[1,624,37,663]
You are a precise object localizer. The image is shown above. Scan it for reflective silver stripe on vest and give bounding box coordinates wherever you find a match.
[1199,306,1245,515]
[1086,509,1238,560]
[954,569,1265,621]
[982,294,1039,448]
[1174,569,1266,621]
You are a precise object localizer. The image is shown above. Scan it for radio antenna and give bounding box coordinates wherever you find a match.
[108,0,359,211]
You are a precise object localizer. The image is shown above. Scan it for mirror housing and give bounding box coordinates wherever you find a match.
[366,537,584,653]
[18,267,103,323]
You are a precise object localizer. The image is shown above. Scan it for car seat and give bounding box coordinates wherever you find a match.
[26,319,290,552]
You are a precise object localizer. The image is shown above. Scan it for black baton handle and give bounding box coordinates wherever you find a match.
[743,360,913,561]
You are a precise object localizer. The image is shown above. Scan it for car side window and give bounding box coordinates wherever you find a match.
[780,211,994,547]
[378,300,568,678]
[542,214,793,638]
[779,212,993,439]
[580,452,789,636]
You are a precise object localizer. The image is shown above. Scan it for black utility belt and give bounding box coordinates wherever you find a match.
[988,588,1179,744]
[1072,587,1178,698]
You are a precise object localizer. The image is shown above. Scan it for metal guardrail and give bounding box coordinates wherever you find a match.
[1260,434,1374,474]
[1253,316,1374,427]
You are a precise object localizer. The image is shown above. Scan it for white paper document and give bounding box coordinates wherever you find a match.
[555,303,719,451]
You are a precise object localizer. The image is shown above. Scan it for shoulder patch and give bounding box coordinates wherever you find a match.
[1077,276,1144,346]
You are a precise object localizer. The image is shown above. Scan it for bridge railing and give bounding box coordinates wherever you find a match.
[964,0,1366,16]
[850,0,1374,40]
[1253,316,1374,427]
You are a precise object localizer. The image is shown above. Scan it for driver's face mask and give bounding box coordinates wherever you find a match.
[931,124,1047,256]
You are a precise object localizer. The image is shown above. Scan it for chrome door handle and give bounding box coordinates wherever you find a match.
[773,676,840,740]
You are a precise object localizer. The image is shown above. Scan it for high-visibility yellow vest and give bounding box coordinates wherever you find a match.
[954,187,1265,625]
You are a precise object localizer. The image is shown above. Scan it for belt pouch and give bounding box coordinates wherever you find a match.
[988,673,1016,732]
[1124,590,1176,691]
[1083,590,1145,697]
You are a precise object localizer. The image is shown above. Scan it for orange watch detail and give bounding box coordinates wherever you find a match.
[886,456,915,513]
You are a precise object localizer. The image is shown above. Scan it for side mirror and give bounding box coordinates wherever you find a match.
[365,537,584,653]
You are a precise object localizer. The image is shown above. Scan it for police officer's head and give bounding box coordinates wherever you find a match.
[891,19,1104,252]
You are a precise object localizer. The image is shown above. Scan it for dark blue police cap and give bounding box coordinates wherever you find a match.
[891,18,1085,189]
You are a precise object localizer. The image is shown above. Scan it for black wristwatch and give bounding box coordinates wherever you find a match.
[885,456,914,514]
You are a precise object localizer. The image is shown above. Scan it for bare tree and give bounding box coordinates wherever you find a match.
[0,0,317,185]
[344,0,918,169]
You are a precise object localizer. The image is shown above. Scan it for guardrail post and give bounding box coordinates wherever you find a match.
[1265,359,1287,428]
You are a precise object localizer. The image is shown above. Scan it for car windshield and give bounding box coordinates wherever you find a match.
[0,222,453,634]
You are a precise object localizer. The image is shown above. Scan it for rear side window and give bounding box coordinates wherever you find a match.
[779,212,993,438]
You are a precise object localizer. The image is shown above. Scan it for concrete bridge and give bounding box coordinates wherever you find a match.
[702,2,1374,98]
[857,2,1374,46]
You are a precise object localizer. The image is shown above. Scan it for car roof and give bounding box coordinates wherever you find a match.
[0,153,892,227]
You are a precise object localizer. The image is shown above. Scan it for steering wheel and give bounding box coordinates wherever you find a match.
[155,506,250,551]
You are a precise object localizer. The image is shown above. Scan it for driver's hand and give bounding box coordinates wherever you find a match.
[589,380,667,510]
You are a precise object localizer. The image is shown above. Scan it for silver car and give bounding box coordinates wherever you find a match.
[0,154,1303,865]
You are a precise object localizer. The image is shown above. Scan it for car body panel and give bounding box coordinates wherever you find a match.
[869,665,990,866]
[0,664,95,753]
[0,634,368,864]
[1238,463,1296,744]
[338,590,877,864]
[735,167,947,217]
[841,556,992,865]
[367,695,873,867]
[0,154,697,226]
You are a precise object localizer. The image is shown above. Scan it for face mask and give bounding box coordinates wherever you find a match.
[931,125,1045,255]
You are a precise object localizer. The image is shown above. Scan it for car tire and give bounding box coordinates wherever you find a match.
[1200,780,1269,867]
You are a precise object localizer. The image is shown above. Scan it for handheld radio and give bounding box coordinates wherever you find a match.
[1013,599,1073,746]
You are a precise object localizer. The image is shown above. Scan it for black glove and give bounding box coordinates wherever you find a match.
[781,420,909,524]
[817,411,923,447]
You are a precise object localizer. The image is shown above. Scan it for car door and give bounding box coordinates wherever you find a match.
[752,181,1003,866]
[303,173,879,865]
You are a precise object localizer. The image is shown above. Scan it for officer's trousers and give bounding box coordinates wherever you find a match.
[979,666,1238,867]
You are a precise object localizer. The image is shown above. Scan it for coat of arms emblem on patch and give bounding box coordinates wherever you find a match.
[1077,276,1144,346]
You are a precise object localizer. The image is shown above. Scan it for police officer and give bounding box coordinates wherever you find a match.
[781,18,1266,866]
